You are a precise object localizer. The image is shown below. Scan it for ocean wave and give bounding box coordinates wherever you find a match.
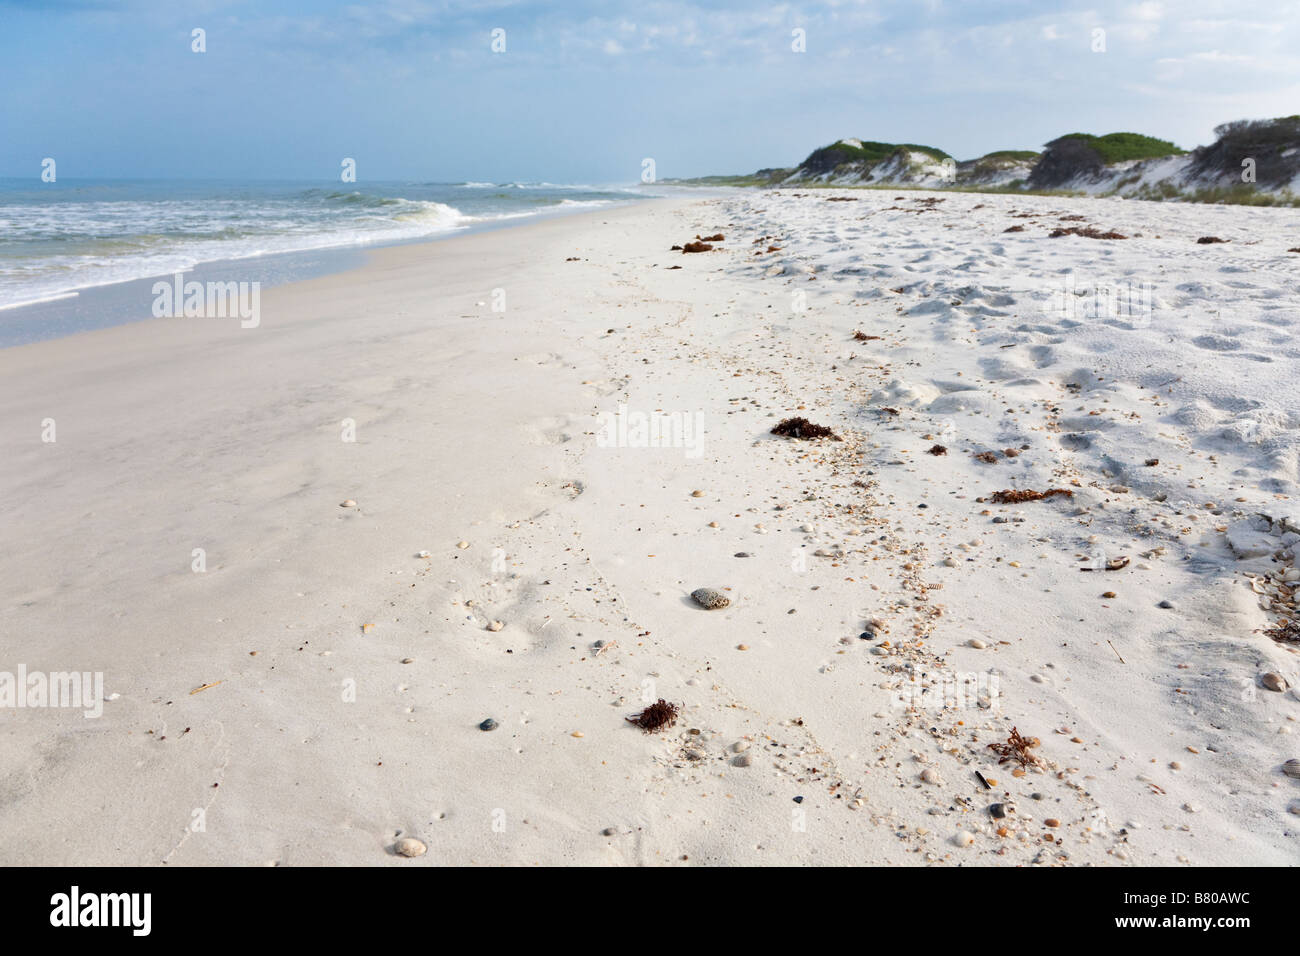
[0,181,644,310]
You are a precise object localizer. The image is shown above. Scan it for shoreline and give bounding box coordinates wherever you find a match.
[1,190,1295,866]
[0,191,654,349]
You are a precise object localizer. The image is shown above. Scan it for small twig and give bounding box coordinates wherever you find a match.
[1107,640,1126,664]
[974,770,992,790]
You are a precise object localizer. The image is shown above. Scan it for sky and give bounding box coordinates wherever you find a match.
[2,0,1298,183]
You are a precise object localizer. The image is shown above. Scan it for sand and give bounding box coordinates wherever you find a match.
[1,191,1297,865]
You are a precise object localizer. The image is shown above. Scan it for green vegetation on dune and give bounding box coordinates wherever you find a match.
[1052,132,1186,164]
[976,150,1039,162]
[800,139,952,174]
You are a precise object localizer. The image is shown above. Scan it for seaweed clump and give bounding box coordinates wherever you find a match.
[988,727,1044,770]
[626,699,680,733]
[1049,225,1127,239]
[989,488,1074,503]
[1265,619,1299,646]
[771,417,841,441]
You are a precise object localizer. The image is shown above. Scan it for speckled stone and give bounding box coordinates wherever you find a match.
[690,587,730,609]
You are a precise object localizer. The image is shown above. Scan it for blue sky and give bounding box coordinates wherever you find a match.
[2,0,1297,182]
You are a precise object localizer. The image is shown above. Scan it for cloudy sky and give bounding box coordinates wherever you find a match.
[2,0,1296,182]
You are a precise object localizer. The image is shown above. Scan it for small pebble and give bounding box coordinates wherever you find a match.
[1102,591,1117,599]
[416,550,431,558]
[733,753,753,767]
[479,718,498,731]
[601,827,617,836]
[394,837,426,858]
[967,638,987,649]
[340,499,357,508]
[456,540,469,549]
[486,620,504,632]
[920,767,942,785]
[989,803,1007,819]
[1044,818,1060,828]
[691,489,705,498]
[953,831,974,847]
[1157,600,1174,609]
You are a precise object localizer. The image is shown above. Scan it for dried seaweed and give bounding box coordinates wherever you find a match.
[771,417,841,441]
[927,444,948,456]
[974,451,999,463]
[988,488,1074,503]
[1264,619,1300,646]
[626,699,680,733]
[1049,226,1127,240]
[1003,225,1025,233]
[852,330,882,341]
[696,233,725,242]
[681,241,713,253]
[1196,236,1227,244]
[988,726,1043,770]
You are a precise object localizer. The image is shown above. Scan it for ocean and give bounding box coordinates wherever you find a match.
[0,178,647,345]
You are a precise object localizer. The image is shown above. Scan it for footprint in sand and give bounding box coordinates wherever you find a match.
[523,416,574,445]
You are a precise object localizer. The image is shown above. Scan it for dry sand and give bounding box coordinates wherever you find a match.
[1,191,1297,865]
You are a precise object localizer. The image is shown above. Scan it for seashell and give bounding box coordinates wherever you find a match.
[394,837,426,858]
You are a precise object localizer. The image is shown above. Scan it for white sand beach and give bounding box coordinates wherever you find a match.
[1,191,1297,866]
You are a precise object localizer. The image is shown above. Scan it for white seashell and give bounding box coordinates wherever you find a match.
[394,837,426,857]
